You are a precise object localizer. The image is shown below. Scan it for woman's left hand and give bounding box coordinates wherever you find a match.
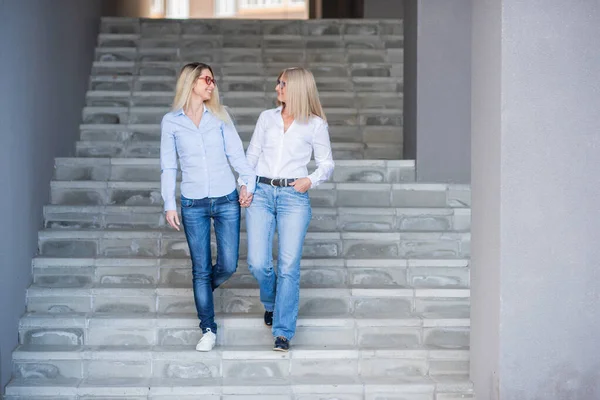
[290,177,312,193]
[239,185,253,208]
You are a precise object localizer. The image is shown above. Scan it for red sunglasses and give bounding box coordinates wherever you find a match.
[198,75,216,86]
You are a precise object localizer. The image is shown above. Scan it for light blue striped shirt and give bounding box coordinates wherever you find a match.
[160,107,256,211]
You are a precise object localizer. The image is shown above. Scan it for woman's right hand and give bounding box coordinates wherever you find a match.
[165,210,181,231]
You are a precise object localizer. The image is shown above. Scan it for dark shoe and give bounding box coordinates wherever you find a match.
[264,310,273,326]
[273,336,289,352]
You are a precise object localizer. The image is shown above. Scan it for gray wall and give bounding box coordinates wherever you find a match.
[0,0,108,392]
[471,0,600,398]
[364,0,405,18]
[413,0,471,183]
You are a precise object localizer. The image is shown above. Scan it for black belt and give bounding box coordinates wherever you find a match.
[257,176,297,187]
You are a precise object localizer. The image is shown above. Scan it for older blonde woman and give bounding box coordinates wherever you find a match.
[244,67,335,351]
[160,62,255,351]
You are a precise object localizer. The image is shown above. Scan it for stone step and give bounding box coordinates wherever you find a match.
[54,158,416,184]
[18,312,470,348]
[12,344,469,381]
[89,75,403,93]
[32,257,471,290]
[96,29,404,39]
[37,229,471,259]
[85,90,404,110]
[95,48,401,65]
[43,205,470,233]
[99,17,404,36]
[96,34,404,51]
[78,123,400,142]
[5,376,473,400]
[25,281,469,315]
[80,106,403,127]
[49,181,471,208]
[77,126,403,154]
[91,61,400,79]
[74,140,402,161]
[93,51,404,60]
[99,19,404,36]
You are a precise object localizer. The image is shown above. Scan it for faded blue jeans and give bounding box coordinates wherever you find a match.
[181,190,240,334]
[246,183,312,340]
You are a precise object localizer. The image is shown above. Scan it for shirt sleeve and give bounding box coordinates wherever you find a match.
[307,119,335,187]
[222,116,256,194]
[160,115,178,212]
[245,111,264,171]
[237,110,265,188]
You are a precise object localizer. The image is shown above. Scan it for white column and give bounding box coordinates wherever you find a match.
[471,1,600,398]
[166,0,189,18]
[215,0,236,16]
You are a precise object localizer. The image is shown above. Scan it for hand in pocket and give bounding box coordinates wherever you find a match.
[290,178,312,193]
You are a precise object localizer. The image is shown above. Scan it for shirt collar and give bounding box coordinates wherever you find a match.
[175,105,211,116]
[275,106,283,113]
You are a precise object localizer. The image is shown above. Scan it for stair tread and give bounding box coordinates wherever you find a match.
[45,205,468,212]
[14,343,470,356]
[6,380,473,400]
[87,89,405,96]
[75,140,374,148]
[30,281,470,293]
[38,228,469,235]
[6,374,472,389]
[32,256,470,265]
[20,311,471,325]
[54,157,414,165]
[27,281,469,290]
[27,283,470,296]
[83,105,403,112]
[49,179,464,188]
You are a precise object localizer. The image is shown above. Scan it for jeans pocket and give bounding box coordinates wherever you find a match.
[225,190,239,203]
[181,197,194,208]
[292,187,308,196]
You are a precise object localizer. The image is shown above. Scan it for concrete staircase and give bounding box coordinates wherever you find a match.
[5,18,474,399]
[82,17,404,160]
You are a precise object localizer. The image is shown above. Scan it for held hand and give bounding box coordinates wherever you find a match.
[165,210,181,231]
[242,193,253,207]
[239,185,253,208]
[290,177,312,193]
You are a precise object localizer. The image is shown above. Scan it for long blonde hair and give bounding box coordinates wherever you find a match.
[172,62,231,123]
[277,67,326,123]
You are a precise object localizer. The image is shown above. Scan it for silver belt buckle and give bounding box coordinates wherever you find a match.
[270,178,276,187]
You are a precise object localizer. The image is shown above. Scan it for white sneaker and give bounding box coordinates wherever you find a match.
[196,328,216,352]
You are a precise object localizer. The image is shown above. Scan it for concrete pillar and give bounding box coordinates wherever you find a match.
[471,1,600,399]
[405,0,471,183]
[402,0,417,160]
[363,0,405,18]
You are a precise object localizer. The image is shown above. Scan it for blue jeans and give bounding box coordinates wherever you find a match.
[246,183,312,340]
[181,189,240,333]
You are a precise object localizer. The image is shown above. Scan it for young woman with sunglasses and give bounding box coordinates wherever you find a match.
[160,62,255,352]
[244,67,335,352]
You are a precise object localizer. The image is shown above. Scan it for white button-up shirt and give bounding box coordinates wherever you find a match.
[245,107,335,187]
